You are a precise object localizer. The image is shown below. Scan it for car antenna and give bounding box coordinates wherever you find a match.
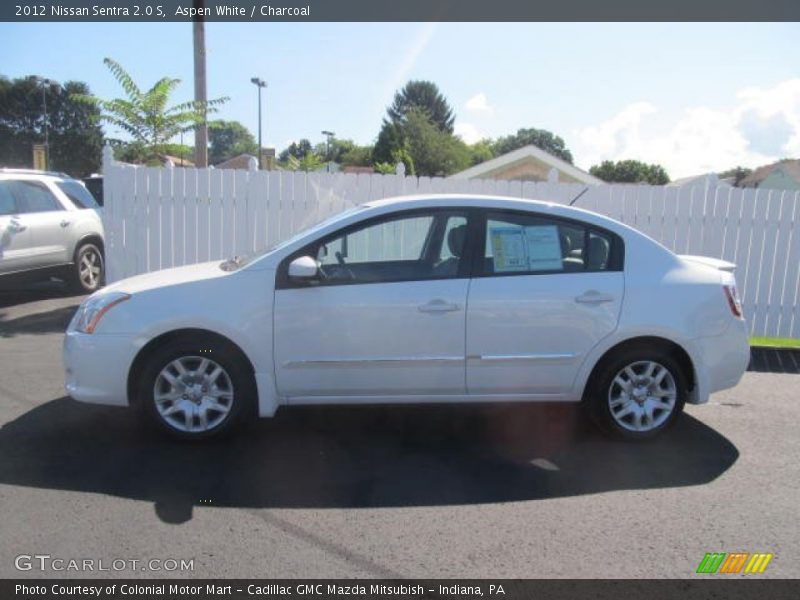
[569,187,589,207]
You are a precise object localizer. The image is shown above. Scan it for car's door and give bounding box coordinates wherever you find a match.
[274,208,473,401]
[9,179,71,268]
[466,209,624,397]
[0,180,35,274]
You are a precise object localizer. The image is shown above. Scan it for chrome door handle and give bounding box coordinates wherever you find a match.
[575,291,614,304]
[11,223,26,233]
[60,220,71,227]
[418,300,461,313]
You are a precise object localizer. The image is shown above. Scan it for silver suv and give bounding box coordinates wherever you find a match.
[0,169,105,292]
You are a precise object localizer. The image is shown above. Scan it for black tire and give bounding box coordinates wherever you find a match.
[136,336,256,441]
[587,345,687,441]
[72,242,104,293]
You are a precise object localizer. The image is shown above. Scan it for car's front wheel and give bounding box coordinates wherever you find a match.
[73,242,104,292]
[588,346,687,440]
[137,338,255,440]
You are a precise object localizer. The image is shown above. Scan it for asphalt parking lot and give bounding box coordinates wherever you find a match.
[0,282,798,579]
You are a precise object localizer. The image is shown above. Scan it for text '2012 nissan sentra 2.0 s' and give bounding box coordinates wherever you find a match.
[64,195,750,441]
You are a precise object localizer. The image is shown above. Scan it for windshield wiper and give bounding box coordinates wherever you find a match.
[219,256,243,272]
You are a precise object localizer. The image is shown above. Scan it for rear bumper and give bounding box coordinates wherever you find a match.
[687,319,750,404]
[63,330,136,406]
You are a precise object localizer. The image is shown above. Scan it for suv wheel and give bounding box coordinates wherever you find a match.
[73,242,104,292]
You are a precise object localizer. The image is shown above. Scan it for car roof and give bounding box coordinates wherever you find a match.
[0,169,73,181]
[361,193,624,233]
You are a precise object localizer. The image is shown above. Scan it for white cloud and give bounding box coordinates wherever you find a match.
[455,122,483,144]
[465,92,493,114]
[574,78,800,178]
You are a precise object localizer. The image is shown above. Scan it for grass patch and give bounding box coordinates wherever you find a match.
[749,337,800,349]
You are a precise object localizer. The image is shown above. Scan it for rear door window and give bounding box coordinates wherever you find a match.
[10,180,63,213]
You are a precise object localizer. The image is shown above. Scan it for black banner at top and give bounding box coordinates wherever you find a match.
[2,0,800,22]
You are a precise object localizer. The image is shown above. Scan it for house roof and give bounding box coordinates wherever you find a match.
[449,144,603,185]
[739,159,800,188]
[161,154,194,167]
[666,173,730,188]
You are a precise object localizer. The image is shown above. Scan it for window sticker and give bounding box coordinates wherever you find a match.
[489,224,563,273]
[490,227,529,272]
[523,225,563,271]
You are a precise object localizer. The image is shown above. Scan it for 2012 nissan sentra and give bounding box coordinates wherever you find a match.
[64,195,750,440]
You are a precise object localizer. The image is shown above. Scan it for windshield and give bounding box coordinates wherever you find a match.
[222,204,367,270]
[56,180,100,209]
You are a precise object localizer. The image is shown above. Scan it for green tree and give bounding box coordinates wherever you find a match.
[468,139,496,166]
[112,140,194,164]
[0,75,103,177]
[589,159,670,185]
[493,127,573,164]
[339,143,373,167]
[73,58,227,164]
[387,80,455,133]
[279,139,313,162]
[285,152,324,172]
[374,108,469,177]
[208,119,257,164]
[718,166,753,186]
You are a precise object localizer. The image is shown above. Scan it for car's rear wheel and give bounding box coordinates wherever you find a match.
[588,346,686,440]
[73,242,104,292]
[137,338,255,440]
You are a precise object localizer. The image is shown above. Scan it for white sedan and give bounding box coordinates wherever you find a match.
[64,195,750,440]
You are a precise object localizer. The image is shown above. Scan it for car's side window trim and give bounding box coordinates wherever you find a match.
[472,208,624,278]
[275,207,478,290]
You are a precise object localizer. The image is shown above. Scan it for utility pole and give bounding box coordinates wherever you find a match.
[322,130,335,173]
[36,77,51,170]
[193,0,208,167]
[251,77,267,169]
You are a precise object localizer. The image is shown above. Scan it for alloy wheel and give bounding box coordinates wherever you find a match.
[607,360,677,433]
[79,247,102,290]
[153,356,234,433]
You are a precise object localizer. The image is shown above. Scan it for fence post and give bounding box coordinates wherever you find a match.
[101,143,117,282]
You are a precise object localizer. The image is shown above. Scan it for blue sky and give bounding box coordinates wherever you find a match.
[2,22,799,177]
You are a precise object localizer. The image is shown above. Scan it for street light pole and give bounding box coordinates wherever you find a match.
[250,78,267,169]
[36,77,51,170]
[321,130,335,173]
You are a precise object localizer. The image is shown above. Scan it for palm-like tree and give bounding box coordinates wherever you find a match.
[74,58,228,163]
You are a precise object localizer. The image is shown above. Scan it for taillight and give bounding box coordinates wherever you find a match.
[723,285,743,319]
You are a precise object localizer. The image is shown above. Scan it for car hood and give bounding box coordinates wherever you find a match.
[102,261,229,295]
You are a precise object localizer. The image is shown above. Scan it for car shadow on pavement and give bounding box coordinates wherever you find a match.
[0,304,80,337]
[0,397,739,524]
[0,279,82,308]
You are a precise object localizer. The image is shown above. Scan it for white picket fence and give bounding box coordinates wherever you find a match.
[101,146,800,339]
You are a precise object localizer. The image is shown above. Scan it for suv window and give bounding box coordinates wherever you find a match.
[56,180,99,209]
[281,210,470,287]
[10,180,63,213]
[482,211,619,275]
[0,182,18,215]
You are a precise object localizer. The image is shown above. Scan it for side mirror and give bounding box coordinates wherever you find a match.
[288,255,319,279]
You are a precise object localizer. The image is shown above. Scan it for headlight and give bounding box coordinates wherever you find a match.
[74,292,131,334]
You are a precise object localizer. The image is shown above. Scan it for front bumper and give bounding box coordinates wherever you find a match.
[63,330,137,406]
